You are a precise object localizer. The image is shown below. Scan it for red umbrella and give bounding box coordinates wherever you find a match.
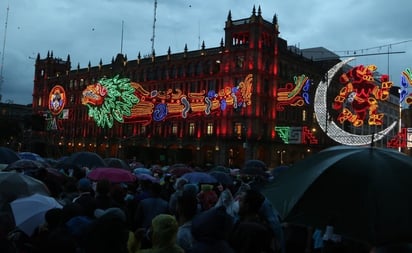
[87,167,136,183]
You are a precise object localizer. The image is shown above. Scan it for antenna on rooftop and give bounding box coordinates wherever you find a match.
[120,20,124,54]
[150,0,157,57]
[198,21,201,49]
[0,4,9,102]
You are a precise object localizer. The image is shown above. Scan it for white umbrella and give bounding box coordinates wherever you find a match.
[10,193,62,236]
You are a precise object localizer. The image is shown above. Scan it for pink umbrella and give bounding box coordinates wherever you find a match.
[87,167,136,183]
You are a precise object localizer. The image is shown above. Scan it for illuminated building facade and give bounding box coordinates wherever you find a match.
[32,7,398,168]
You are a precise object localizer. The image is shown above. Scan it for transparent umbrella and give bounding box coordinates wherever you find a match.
[10,193,62,236]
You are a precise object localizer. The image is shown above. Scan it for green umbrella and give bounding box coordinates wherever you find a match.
[262,145,412,246]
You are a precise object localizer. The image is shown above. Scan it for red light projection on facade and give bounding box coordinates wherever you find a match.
[276,75,311,111]
[82,74,253,128]
[332,65,393,127]
[387,128,407,148]
[48,85,66,116]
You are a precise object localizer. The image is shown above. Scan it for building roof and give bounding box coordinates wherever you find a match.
[300,47,340,61]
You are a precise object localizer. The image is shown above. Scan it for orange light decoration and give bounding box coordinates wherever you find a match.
[276,75,311,111]
[82,74,253,128]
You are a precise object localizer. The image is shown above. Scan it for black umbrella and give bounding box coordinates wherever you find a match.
[4,159,46,173]
[0,172,50,211]
[57,151,107,169]
[209,171,233,186]
[241,159,268,176]
[211,165,230,173]
[262,145,412,246]
[0,147,20,165]
[104,157,131,170]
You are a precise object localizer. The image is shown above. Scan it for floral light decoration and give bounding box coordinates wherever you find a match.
[82,74,253,128]
[332,64,393,127]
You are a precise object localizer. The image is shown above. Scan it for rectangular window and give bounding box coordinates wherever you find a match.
[234,122,243,138]
[189,122,195,136]
[207,122,214,136]
[155,125,162,136]
[190,82,197,92]
[172,123,178,135]
[140,125,146,135]
[125,125,133,137]
[208,80,216,91]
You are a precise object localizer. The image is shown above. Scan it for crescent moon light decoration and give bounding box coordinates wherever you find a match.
[314,57,397,146]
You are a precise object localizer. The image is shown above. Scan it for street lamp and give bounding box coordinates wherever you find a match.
[277,150,286,164]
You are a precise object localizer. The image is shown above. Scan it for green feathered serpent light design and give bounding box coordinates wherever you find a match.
[81,75,139,128]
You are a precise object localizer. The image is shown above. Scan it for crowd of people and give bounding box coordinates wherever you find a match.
[0,162,288,253]
[0,160,402,253]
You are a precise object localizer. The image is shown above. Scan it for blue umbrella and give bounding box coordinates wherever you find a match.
[181,172,218,184]
[18,152,46,162]
[134,173,159,183]
[209,171,233,186]
[133,168,151,175]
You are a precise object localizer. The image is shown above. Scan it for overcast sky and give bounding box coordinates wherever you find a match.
[0,0,411,105]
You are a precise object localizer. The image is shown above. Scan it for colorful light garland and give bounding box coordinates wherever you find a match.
[82,74,253,128]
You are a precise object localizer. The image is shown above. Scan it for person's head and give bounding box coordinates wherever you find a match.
[176,191,198,221]
[238,189,265,218]
[77,178,92,192]
[95,179,111,196]
[150,214,179,247]
[94,207,126,223]
[174,177,188,191]
[150,183,162,197]
[45,208,63,229]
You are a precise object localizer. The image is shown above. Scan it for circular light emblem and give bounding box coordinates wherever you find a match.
[48,85,66,115]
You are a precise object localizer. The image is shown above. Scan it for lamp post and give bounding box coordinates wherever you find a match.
[243,123,249,164]
[277,150,286,165]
